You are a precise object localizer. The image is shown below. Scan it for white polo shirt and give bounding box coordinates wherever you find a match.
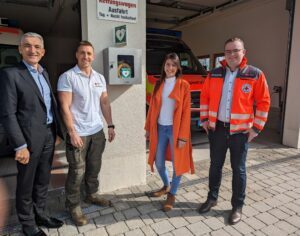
[57,65,107,136]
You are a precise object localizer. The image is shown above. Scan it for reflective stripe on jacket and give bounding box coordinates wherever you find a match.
[200,57,270,134]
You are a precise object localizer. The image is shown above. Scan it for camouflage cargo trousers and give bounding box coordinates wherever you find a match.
[65,129,106,208]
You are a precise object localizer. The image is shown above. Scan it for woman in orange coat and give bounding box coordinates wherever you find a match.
[145,53,194,211]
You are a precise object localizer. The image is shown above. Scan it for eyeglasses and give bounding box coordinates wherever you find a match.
[224,49,244,55]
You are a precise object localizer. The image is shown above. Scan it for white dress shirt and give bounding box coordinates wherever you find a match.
[217,67,238,122]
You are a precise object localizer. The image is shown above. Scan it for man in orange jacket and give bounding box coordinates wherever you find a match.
[198,37,270,224]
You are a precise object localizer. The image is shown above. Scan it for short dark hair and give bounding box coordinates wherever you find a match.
[77,40,94,51]
[224,37,245,49]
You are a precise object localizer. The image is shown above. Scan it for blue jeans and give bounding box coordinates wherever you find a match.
[207,120,248,209]
[155,124,182,195]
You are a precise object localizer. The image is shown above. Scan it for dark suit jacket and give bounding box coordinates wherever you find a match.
[0,62,63,153]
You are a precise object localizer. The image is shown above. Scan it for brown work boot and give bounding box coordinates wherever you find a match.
[85,193,112,207]
[148,186,170,197]
[163,193,175,212]
[69,206,88,226]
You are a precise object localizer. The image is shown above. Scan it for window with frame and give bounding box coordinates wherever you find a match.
[198,55,210,71]
[213,53,225,68]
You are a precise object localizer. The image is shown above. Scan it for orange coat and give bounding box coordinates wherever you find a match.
[145,78,194,176]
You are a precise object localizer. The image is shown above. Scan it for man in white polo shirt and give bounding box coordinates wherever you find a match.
[57,41,115,226]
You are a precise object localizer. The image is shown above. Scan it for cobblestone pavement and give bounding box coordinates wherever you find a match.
[1,141,300,236]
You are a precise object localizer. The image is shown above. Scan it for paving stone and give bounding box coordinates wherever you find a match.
[274,220,298,234]
[100,207,116,215]
[150,220,175,235]
[232,221,255,234]
[114,202,131,211]
[140,214,154,225]
[149,210,168,222]
[58,224,78,236]
[85,211,100,220]
[78,223,97,234]
[243,217,266,230]
[94,214,116,227]
[284,202,300,213]
[251,231,267,236]
[294,198,300,205]
[114,211,126,221]
[203,217,223,230]
[182,191,200,201]
[255,212,279,225]
[251,173,268,180]
[210,229,231,236]
[263,197,282,208]
[187,221,211,235]
[48,228,58,235]
[137,203,157,215]
[172,227,193,236]
[165,208,183,218]
[216,200,231,210]
[168,216,189,228]
[251,202,272,212]
[123,208,140,220]
[270,185,288,194]
[106,221,129,235]
[261,225,288,236]
[248,183,264,192]
[49,232,58,236]
[84,227,108,236]
[285,215,300,228]
[285,190,300,199]
[160,233,173,236]
[182,210,206,224]
[278,205,296,216]
[274,193,294,204]
[124,228,144,236]
[140,225,156,236]
[125,217,145,230]
[223,225,244,236]
[242,205,260,217]
[293,230,300,236]
[247,193,265,202]
[268,208,290,220]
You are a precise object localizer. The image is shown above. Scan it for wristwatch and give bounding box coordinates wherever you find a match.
[108,124,115,129]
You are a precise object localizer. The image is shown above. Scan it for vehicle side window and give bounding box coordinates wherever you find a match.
[0,45,21,69]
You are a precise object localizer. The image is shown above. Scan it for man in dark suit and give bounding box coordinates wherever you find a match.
[0,32,64,236]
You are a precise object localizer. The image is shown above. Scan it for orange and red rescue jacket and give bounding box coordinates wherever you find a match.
[200,57,270,134]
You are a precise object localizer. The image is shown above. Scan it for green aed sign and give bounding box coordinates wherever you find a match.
[114,25,127,46]
[120,67,131,79]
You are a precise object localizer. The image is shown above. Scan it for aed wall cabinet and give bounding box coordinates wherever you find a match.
[103,47,142,85]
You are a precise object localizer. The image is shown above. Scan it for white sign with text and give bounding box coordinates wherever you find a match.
[97,0,138,23]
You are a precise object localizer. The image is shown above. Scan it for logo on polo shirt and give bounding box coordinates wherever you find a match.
[94,82,102,87]
[242,83,251,93]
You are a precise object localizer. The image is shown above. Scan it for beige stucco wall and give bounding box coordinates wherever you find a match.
[283,0,300,148]
[175,0,289,108]
[81,0,146,192]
